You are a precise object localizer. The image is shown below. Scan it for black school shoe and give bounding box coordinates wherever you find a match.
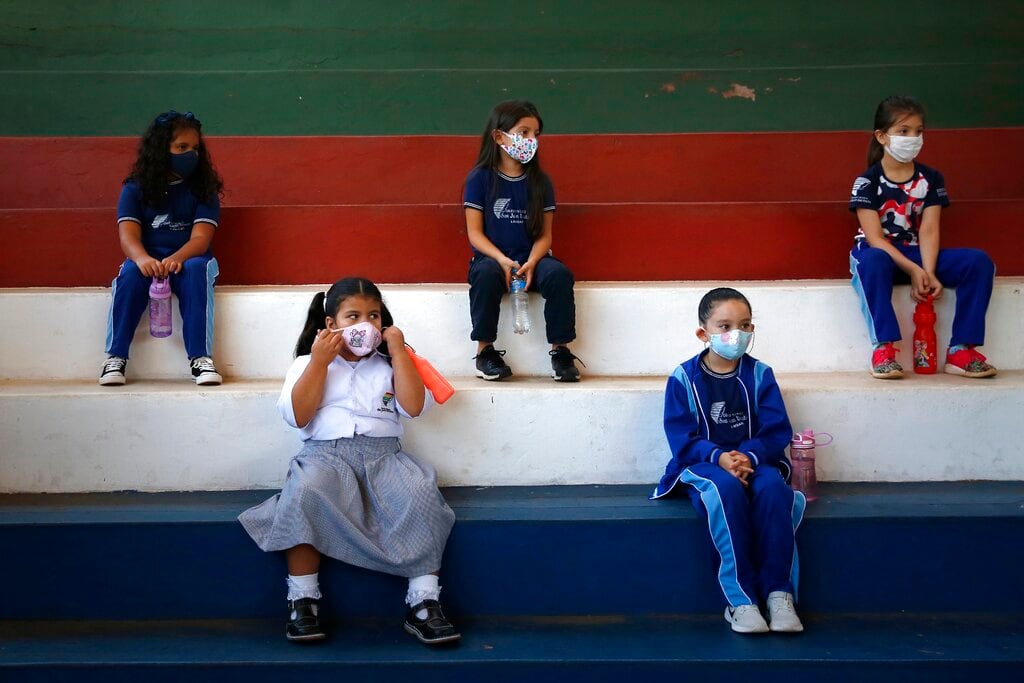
[549,346,584,382]
[286,597,326,642]
[474,345,513,381]
[404,599,462,645]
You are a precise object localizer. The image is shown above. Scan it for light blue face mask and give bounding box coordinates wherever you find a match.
[708,329,753,361]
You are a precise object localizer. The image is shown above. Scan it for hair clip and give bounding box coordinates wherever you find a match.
[154,110,201,128]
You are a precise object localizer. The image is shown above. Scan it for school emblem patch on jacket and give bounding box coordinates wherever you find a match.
[378,392,395,413]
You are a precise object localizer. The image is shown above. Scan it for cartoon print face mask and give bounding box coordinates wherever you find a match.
[499,131,538,164]
[329,321,382,357]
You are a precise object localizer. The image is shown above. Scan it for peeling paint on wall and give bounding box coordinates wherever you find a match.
[722,83,756,101]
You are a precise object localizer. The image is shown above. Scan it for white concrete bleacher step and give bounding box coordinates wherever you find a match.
[2,372,1021,493]
[2,279,1022,380]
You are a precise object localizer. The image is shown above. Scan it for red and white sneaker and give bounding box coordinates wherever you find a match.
[944,347,998,378]
[870,343,904,379]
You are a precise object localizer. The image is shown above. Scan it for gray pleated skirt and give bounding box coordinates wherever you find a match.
[238,435,455,578]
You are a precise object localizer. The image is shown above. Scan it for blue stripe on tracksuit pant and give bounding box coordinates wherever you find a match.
[105,254,219,359]
[681,462,805,608]
[849,242,995,346]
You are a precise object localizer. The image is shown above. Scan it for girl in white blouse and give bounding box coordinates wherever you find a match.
[240,277,460,646]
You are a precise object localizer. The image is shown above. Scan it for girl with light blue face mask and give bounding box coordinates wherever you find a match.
[652,287,804,635]
[697,290,754,366]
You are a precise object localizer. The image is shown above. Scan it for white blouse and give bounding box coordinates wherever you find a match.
[277,353,432,441]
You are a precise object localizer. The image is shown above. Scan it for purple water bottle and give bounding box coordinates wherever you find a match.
[789,429,832,502]
[149,277,172,338]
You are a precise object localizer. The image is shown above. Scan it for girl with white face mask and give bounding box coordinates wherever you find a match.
[239,277,461,646]
[849,95,997,379]
[652,288,805,635]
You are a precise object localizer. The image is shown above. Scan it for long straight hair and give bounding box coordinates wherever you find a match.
[473,100,550,240]
[294,277,394,357]
[868,95,927,167]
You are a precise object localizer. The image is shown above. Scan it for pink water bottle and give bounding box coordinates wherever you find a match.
[789,429,832,502]
[149,277,172,338]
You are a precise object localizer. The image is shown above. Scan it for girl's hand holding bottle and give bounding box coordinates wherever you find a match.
[133,254,165,278]
[160,255,184,275]
[498,255,522,290]
[516,259,537,290]
[910,267,944,302]
[310,328,345,368]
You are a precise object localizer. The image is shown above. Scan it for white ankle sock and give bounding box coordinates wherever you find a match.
[286,573,322,601]
[406,574,441,619]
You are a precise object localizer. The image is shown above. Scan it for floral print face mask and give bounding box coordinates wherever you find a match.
[499,131,538,164]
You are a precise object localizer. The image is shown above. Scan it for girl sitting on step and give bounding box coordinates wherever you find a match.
[238,277,460,646]
[463,99,584,382]
[99,110,225,387]
[652,288,806,634]
[849,95,997,379]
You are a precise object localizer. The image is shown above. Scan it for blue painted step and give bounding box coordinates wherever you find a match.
[0,483,1022,620]
[0,613,1021,683]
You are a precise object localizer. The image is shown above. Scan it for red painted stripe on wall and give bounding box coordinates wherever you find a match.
[2,129,1022,210]
[3,200,1020,287]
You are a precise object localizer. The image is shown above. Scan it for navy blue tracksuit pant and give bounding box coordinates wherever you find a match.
[105,254,219,359]
[682,463,805,608]
[849,242,994,346]
[468,254,576,344]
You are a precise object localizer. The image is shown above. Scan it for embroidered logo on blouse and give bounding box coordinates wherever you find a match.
[377,392,396,414]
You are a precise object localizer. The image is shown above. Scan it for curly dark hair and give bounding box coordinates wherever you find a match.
[125,111,224,207]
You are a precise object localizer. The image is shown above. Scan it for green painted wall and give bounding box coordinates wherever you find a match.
[1,1,1022,135]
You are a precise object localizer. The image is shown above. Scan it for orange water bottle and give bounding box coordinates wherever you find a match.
[405,345,455,404]
[912,295,937,374]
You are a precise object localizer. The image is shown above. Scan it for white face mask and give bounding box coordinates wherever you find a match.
[885,134,924,163]
[328,321,381,357]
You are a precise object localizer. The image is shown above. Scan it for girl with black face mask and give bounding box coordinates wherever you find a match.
[99,110,226,387]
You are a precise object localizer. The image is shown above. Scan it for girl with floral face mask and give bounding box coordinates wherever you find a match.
[652,287,805,635]
[849,95,997,379]
[239,277,461,646]
[463,100,583,383]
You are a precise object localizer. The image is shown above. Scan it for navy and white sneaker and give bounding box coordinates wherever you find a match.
[549,346,583,382]
[190,356,223,385]
[99,356,127,386]
[474,345,512,381]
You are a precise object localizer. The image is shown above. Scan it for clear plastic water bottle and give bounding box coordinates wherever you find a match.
[149,277,172,338]
[789,429,832,502]
[510,272,530,335]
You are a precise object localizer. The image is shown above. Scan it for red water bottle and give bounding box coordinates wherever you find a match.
[912,295,937,374]
[405,345,455,404]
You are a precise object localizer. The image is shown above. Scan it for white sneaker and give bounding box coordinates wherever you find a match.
[767,591,804,632]
[99,356,127,386]
[724,604,769,633]
[190,356,223,385]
